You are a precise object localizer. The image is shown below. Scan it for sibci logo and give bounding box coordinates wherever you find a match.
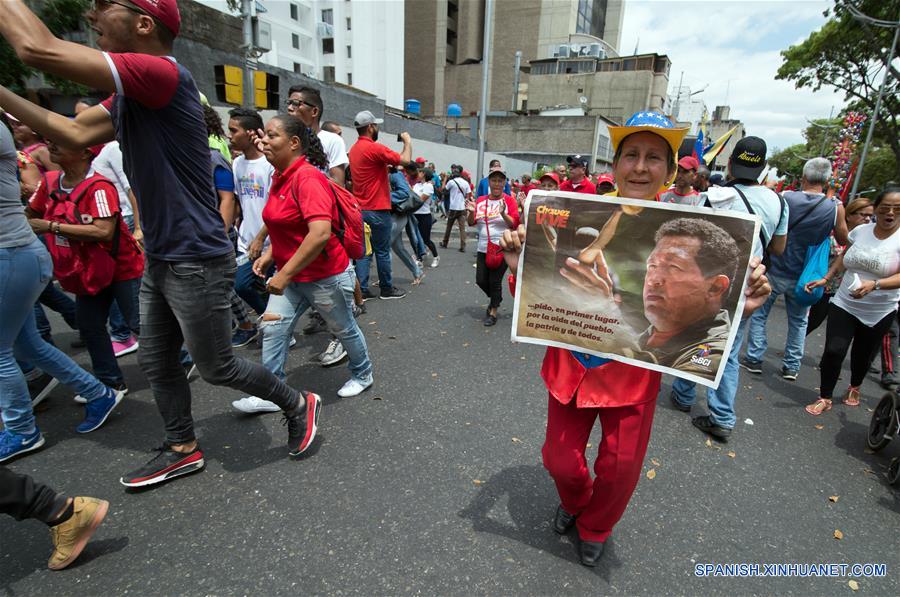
[690,344,712,368]
[738,151,762,163]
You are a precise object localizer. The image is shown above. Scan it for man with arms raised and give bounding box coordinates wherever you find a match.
[0,0,320,487]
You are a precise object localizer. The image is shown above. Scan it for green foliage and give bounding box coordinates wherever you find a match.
[768,144,809,179]
[0,39,33,93]
[777,0,900,189]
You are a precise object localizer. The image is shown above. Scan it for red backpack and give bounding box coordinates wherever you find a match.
[292,166,365,260]
[41,171,121,296]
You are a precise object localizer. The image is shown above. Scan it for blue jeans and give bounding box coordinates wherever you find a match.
[355,210,393,292]
[139,253,299,444]
[405,215,426,259]
[108,214,138,342]
[235,253,269,315]
[671,318,747,429]
[77,277,141,386]
[744,274,809,371]
[261,269,372,383]
[0,239,110,435]
[391,214,422,278]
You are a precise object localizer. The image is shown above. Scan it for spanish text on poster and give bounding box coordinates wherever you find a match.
[511,191,761,388]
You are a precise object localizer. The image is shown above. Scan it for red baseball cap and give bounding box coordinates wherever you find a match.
[596,173,615,185]
[539,172,561,185]
[132,0,181,37]
[677,156,699,171]
[414,156,426,164]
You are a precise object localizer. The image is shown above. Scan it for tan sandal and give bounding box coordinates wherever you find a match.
[843,386,860,407]
[805,398,832,416]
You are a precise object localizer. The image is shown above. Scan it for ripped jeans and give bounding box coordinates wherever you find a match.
[261,268,373,383]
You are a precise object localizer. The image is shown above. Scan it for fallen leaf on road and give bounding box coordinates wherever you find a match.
[863,468,876,475]
[848,580,859,591]
[473,479,482,485]
[431,373,438,378]
[511,437,521,443]
[756,396,763,401]
[646,469,656,479]
[651,458,660,467]
[368,321,377,325]
[388,335,397,340]
[744,418,754,425]
[865,408,873,412]
[373,396,383,401]
[520,356,526,360]
[829,495,839,503]
[437,315,445,319]
[727,451,736,458]
[440,331,448,335]
[463,342,470,347]
[705,438,713,448]
[863,448,875,454]
[833,529,843,540]
[815,424,824,430]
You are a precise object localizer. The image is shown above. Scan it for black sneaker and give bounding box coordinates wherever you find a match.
[553,505,576,534]
[781,367,799,381]
[380,286,407,300]
[692,415,732,440]
[669,391,691,412]
[283,392,322,457]
[483,314,497,327]
[120,444,205,487]
[361,289,378,302]
[302,311,328,335]
[739,356,763,374]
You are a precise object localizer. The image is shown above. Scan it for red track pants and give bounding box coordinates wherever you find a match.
[542,395,656,543]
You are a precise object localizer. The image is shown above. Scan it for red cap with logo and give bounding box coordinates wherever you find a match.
[677,156,700,171]
[131,0,181,37]
[596,173,615,185]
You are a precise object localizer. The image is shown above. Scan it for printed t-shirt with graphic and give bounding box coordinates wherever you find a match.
[29,170,144,282]
[233,155,274,255]
[474,194,520,253]
[832,223,900,326]
[348,136,402,211]
[317,130,349,171]
[658,187,702,206]
[446,176,472,211]
[263,156,349,282]
[99,52,233,261]
[413,181,434,215]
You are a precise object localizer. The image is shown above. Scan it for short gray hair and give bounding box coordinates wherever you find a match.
[802,157,832,186]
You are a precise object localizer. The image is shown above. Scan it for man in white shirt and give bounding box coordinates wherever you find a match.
[441,165,473,252]
[286,86,348,185]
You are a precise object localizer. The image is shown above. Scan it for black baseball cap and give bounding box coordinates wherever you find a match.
[567,154,588,168]
[729,136,767,180]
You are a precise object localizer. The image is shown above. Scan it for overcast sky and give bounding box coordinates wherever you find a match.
[619,0,846,151]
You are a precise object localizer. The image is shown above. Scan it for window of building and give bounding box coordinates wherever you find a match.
[293,62,301,74]
[622,58,636,71]
[347,73,353,85]
[637,57,653,71]
[321,9,333,25]
[346,17,351,30]
[290,3,298,20]
[323,66,335,83]
[322,38,334,54]
[347,45,352,58]
[292,33,299,49]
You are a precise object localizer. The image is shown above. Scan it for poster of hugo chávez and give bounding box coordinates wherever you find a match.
[511,191,761,388]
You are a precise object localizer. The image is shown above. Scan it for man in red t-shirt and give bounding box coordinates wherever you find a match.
[658,156,702,205]
[348,110,413,300]
[559,155,597,194]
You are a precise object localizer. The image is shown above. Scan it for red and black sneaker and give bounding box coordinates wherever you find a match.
[284,391,321,457]
[120,444,205,487]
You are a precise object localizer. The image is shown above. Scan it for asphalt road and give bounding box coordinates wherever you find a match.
[2,228,899,595]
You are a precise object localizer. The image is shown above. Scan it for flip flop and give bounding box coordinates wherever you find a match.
[805,398,832,416]
[843,387,860,407]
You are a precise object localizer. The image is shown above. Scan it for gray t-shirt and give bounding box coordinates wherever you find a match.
[0,125,35,248]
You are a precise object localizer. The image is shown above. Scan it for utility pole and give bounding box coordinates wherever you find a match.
[476,0,495,183]
[511,50,522,111]
[241,0,257,108]
[672,70,684,120]
[850,20,899,200]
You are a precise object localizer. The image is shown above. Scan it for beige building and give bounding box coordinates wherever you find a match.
[404,0,626,117]
[705,105,746,173]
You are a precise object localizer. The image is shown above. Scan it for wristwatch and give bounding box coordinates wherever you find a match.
[874,279,881,290]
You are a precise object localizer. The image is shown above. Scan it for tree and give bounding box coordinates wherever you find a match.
[768,144,808,180]
[777,0,900,188]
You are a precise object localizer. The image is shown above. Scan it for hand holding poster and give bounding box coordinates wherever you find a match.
[511,191,761,388]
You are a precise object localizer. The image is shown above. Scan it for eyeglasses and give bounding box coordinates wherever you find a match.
[851,212,874,220]
[91,0,147,15]
[285,99,316,110]
[876,205,900,214]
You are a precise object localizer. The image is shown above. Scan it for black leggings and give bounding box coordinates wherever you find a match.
[415,213,438,257]
[475,252,508,310]
[819,304,896,398]
[0,468,67,525]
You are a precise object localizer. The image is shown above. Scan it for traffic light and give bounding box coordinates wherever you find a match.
[254,71,280,110]
[214,65,243,105]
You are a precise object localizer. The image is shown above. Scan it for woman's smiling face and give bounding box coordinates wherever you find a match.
[613,132,673,200]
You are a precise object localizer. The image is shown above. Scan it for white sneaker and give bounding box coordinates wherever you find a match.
[337,375,373,398]
[415,260,424,271]
[290,336,297,348]
[430,256,440,268]
[232,396,280,413]
[318,338,348,367]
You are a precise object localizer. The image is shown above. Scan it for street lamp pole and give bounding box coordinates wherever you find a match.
[849,18,899,200]
[476,0,495,183]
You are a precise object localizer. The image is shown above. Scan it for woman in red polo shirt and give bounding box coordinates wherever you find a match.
[500,112,772,566]
[253,115,374,404]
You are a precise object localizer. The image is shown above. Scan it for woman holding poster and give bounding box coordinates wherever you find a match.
[467,166,519,326]
[500,112,771,567]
